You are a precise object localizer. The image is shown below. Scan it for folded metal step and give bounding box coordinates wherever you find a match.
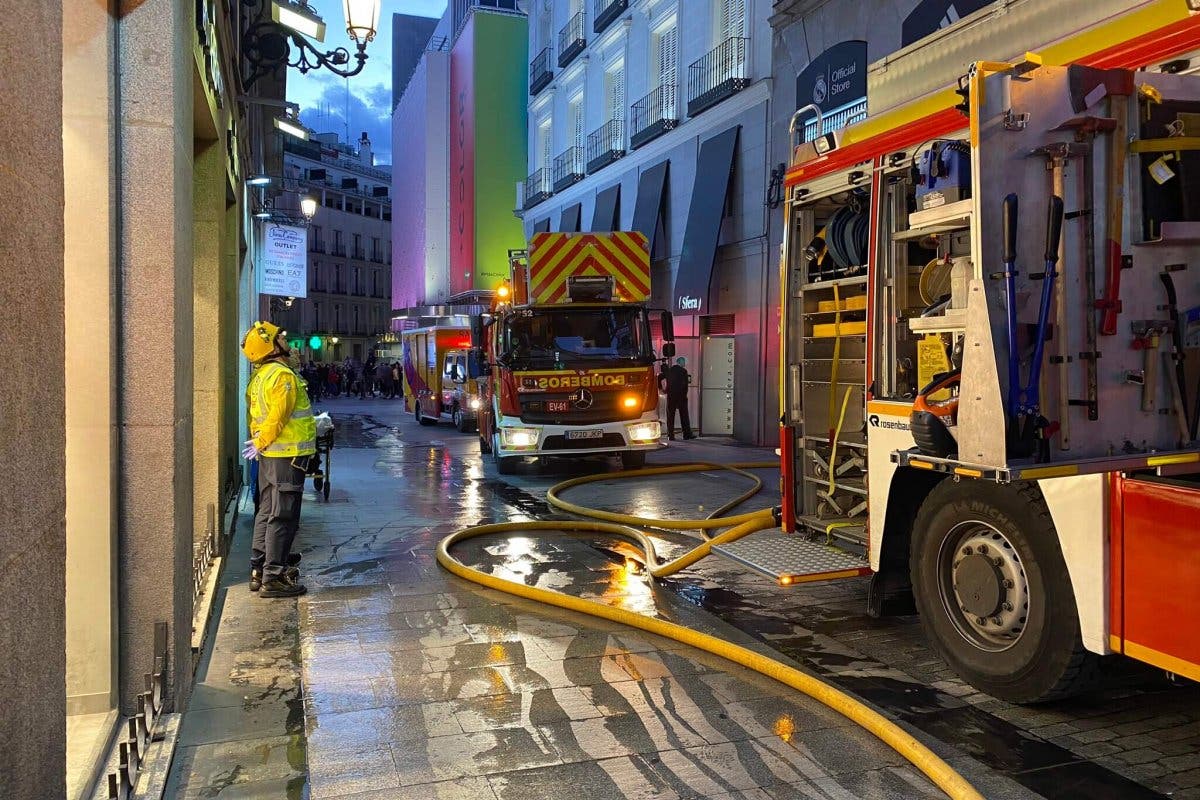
[712,530,871,584]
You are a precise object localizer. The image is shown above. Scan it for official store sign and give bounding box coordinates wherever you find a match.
[795,40,867,113]
[261,223,308,299]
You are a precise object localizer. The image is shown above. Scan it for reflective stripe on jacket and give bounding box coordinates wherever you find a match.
[249,361,316,457]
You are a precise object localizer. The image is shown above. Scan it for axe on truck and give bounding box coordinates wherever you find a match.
[1066,65,1135,337]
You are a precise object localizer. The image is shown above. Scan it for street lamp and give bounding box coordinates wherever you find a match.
[342,0,380,43]
[300,195,318,219]
[247,174,272,186]
[242,0,382,87]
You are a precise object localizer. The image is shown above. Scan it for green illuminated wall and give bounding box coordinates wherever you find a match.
[471,12,527,291]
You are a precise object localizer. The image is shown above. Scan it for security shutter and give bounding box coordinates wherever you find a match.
[606,65,625,123]
[720,0,744,41]
[657,24,678,116]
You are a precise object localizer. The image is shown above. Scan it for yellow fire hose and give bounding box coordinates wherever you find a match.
[436,462,984,800]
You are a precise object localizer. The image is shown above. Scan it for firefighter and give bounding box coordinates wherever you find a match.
[241,320,314,597]
[660,356,696,440]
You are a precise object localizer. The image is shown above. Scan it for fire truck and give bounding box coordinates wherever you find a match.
[732,1,1200,703]
[474,232,675,474]
[401,325,479,429]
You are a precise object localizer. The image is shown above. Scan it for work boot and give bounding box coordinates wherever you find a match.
[260,575,307,598]
[249,568,262,592]
[683,433,697,440]
[287,552,302,566]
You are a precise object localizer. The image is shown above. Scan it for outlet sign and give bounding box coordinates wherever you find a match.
[795,40,867,113]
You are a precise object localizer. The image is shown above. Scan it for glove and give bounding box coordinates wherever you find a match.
[241,440,261,461]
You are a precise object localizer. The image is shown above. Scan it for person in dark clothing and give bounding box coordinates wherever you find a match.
[659,356,696,440]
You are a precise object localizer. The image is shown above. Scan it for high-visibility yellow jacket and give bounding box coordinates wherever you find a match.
[248,360,316,457]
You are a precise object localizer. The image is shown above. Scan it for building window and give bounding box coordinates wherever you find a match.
[715,0,744,43]
[568,91,584,151]
[372,270,379,297]
[311,263,320,291]
[652,18,678,116]
[537,116,553,170]
[538,0,553,51]
[353,266,361,295]
[605,61,625,131]
[352,233,362,259]
[353,305,361,333]
[335,303,343,331]
[335,265,343,293]
[314,301,321,329]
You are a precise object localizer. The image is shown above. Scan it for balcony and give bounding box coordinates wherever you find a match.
[371,249,384,263]
[557,12,585,68]
[353,247,366,260]
[331,243,346,257]
[523,168,553,209]
[586,119,625,173]
[552,146,585,192]
[592,0,627,34]
[530,47,553,96]
[630,84,679,149]
[310,240,327,253]
[687,37,749,118]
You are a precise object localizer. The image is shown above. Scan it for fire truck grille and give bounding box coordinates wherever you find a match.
[542,433,628,450]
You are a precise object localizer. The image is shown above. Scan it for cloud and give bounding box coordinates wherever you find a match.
[298,77,394,166]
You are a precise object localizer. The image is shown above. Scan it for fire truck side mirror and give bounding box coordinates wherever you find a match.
[662,342,677,360]
[469,315,486,348]
[659,311,675,342]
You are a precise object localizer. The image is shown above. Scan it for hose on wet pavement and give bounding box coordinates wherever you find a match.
[436,462,985,800]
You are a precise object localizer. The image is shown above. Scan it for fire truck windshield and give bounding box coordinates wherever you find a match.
[501,307,653,366]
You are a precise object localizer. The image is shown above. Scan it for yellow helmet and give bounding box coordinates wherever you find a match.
[241,320,281,363]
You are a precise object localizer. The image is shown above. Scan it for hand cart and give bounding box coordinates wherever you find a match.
[310,429,333,501]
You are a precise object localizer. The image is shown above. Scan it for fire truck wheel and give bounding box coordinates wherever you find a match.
[620,451,646,470]
[479,429,492,454]
[416,404,434,427]
[910,479,1098,703]
[492,434,519,474]
[453,406,470,433]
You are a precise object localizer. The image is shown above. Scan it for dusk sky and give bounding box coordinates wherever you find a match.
[286,0,449,166]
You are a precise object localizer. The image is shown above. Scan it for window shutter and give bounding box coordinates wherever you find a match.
[658,25,677,115]
[721,0,744,40]
[609,66,625,123]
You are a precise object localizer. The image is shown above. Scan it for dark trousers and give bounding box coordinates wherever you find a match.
[666,393,693,438]
[251,455,308,579]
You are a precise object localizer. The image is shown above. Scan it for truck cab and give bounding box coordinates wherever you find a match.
[440,348,485,432]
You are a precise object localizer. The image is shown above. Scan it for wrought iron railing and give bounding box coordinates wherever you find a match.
[592,0,627,34]
[524,167,553,209]
[331,243,346,256]
[103,622,169,800]
[687,37,749,117]
[552,146,586,192]
[310,239,326,253]
[630,83,679,149]
[586,118,625,173]
[801,98,868,143]
[352,247,365,260]
[558,12,586,68]
[530,47,553,96]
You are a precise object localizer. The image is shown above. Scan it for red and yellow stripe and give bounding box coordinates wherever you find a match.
[528,232,651,304]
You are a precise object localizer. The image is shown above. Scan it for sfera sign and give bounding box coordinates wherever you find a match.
[795,40,867,113]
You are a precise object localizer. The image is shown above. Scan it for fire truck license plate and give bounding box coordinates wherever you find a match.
[566,429,604,440]
[548,400,570,413]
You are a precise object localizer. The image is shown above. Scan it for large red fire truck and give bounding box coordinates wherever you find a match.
[720,1,1200,702]
[475,232,676,473]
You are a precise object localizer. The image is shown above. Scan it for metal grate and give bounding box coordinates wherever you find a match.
[586,118,625,173]
[630,84,679,149]
[552,146,586,192]
[557,11,586,68]
[530,47,553,96]
[713,530,870,582]
[801,98,868,143]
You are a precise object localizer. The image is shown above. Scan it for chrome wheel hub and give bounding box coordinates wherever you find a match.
[939,522,1030,651]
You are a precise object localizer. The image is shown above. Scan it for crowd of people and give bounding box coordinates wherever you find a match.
[298,355,404,402]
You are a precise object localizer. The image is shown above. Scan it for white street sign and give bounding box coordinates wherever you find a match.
[261,223,307,298]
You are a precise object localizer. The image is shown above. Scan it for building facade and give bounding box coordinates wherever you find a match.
[392,2,529,316]
[276,133,394,364]
[2,0,279,798]
[520,0,774,444]
[391,12,440,111]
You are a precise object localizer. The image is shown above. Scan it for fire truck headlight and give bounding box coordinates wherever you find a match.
[626,421,661,443]
[468,396,483,411]
[501,427,539,448]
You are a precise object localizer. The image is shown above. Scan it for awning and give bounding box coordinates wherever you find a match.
[558,203,581,232]
[589,183,620,232]
[631,160,668,254]
[674,125,739,316]
[533,217,551,233]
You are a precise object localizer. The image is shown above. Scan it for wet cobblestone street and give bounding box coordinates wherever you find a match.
[165,398,1200,800]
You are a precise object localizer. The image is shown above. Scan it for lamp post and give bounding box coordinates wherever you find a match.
[242,0,382,87]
